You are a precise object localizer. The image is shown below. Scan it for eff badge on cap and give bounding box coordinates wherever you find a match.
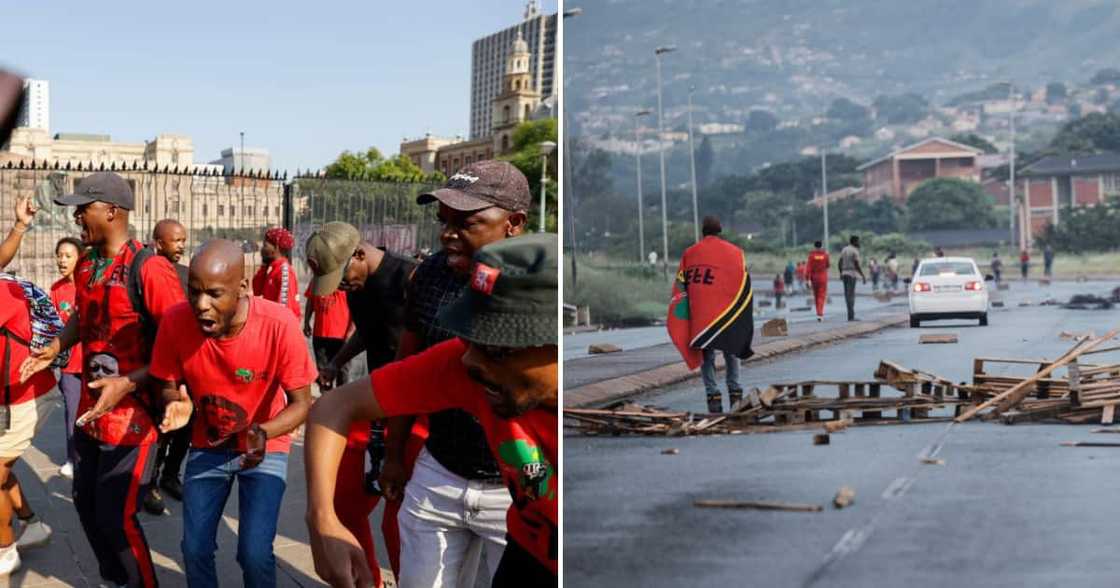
[471,263,501,296]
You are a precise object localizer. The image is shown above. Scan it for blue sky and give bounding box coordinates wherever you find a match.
[1,0,557,172]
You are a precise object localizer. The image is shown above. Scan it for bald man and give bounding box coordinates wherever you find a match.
[150,239,316,587]
[147,218,191,512]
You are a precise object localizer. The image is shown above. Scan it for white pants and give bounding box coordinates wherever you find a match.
[398,447,511,588]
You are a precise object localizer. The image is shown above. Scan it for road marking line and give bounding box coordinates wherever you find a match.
[881,476,914,500]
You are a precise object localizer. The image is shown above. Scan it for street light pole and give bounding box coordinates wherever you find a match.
[564,8,581,288]
[1008,85,1019,251]
[687,86,700,244]
[538,141,556,232]
[821,149,829,247]
[655,45,676,277]
[240,131,245,174]
[634,109,652,263]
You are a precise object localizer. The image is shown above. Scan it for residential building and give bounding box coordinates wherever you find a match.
[1016,152,1120,242]
[470,1,556,139]
[857,137,983,203]
[17,79,48,132]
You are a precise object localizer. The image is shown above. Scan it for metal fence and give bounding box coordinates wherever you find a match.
[288,175,442,286]
[0,160,443,292]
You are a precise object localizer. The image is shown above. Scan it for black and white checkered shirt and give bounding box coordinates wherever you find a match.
[406,251,501,481]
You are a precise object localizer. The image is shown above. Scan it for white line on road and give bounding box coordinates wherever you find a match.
[881,476,914,500]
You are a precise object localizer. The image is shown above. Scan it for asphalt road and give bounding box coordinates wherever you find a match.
[564,279,1120,587]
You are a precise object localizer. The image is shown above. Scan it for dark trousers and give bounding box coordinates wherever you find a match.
[491,535,556,587]
[1021,263,1029,279]
[842,275,857,321]
[73,431,159,587]
[153,415,192,484]
[59,372,81,465]
[313,336,349,387]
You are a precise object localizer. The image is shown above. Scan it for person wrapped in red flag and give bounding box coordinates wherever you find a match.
[807,240,830,321]
[667,216,754,413]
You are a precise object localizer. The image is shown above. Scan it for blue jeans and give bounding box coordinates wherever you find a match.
[181,449,288,588]
[700,348,741,396]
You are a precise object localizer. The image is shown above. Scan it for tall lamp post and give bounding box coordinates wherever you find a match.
[1007,83,1020,251]
[821,148,829,247]
[634,109,652,263]
[687,85,700,244]
[563,8,582,287]
[538,141,556,232]
[654,45,676,277]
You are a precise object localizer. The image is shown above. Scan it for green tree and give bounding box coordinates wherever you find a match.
[323,147,444,183]
[695,136,714,188]
[1048,112,1120,153]
[950,133,998,154]
[826,98,870,122]
[873,93,929,124]
[906,178,997,230]
[1046,82,1067,104]
[502,119,559,232]
[746,109,779,133]
[1091,68,1120,85]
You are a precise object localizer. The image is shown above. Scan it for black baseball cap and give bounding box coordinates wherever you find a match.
[437,233,558,348]
[54,172,135,210]
[418,160,530,212]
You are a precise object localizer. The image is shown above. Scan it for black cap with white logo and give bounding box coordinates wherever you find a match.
[417,160,530,212]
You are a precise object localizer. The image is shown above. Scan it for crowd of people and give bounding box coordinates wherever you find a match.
[0,159,558,587]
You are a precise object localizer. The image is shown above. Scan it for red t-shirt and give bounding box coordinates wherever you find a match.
[252,258,301,319]
[807,250,830,278]
[371,339,557,573]
[49,278,83,374]
[0,281,57,404]
[304,287,350,340]
[149,297,318,454]
[75,241,185,446]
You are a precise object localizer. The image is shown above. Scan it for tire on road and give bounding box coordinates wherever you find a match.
[910,315,920,328]
[979,313,988,326]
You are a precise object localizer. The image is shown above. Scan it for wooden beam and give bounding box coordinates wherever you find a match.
[956,330,1118,422]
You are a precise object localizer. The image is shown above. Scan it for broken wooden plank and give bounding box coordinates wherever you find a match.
[1103,405,1116,425]
[1061,441,1120,447]
[957,330,1119,422]
[694,500,823,512]
[761,318,789,337]
[833,487,855,509]
[919,334,958,344]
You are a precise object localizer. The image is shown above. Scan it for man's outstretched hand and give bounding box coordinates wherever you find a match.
[307,512,375,588]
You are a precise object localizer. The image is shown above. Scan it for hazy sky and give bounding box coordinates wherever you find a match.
[1,0,557,172]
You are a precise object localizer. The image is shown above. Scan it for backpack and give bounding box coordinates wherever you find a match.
[0,272,71,408]
[125,241,160,346]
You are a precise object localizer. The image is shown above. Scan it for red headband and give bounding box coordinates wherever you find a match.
[265,227,294,251]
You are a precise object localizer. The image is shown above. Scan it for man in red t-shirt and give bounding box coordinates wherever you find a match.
[0,279,61,574]
[306,233,558,587]
[21,172,185,588]
[303,284,353,388]
[253,227,301,318]
[807,240,831,321]
[151,239,316,587]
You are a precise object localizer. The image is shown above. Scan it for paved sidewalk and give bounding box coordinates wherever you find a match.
[0,395,394,587]
[564,312,908,408]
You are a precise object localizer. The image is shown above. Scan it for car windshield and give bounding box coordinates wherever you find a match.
[919,261,976,276]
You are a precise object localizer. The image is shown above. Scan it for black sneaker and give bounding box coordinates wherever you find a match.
[159,476,183,501]
[706,394,724,414]
[728,390,744,411]
[143,487,165,515]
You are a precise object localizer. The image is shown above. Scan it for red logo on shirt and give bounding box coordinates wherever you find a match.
[471,263,501,296]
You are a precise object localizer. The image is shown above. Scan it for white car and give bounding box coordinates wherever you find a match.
[908,256,990,327]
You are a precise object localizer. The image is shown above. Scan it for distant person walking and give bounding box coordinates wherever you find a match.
[1043,245,1054,277]
[1020,249,1030,280]
[806,241,830,321]
[990,252,1003,284]
[838,235,866,322]
[869,258,881,291]
[795,261,807,294]
[773,274,785,309]
[885,252,899,291]
[784,261,795,294]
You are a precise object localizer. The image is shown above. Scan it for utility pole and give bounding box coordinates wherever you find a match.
[1009,85,1019,251]
[564,8,581,288]
[240,131,245,174]
[821,149,829,247]
[654,45,676,277]
[634,109,652,263]
[687,86,699,244]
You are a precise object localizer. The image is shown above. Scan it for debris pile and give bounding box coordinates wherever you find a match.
[565,330,1120,436]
